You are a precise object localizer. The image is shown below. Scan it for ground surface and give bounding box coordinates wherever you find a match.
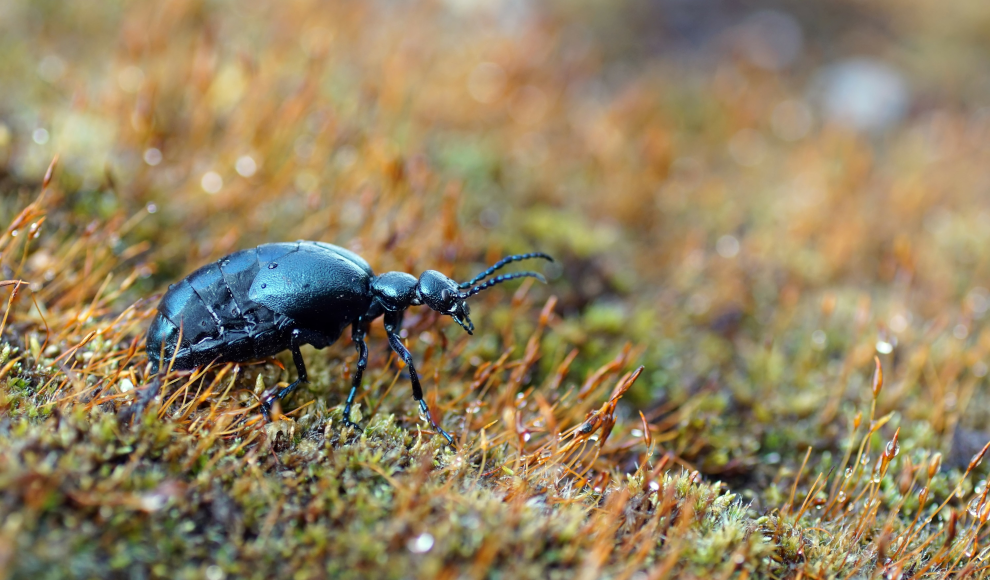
[3,1,990,578]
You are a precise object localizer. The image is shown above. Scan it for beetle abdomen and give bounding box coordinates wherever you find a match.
[147,244,293,372]
[147,241,375,374]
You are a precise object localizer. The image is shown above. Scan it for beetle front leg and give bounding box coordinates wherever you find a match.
[261,329,308,421]
[342,322,368,432]
[383,311,455,447]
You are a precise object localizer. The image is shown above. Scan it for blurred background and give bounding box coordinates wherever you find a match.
[3,0,990,482]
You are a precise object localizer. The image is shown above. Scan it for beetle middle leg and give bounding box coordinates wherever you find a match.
[342,322,369,431]
[261,329,308,421]
[383,311,455,446]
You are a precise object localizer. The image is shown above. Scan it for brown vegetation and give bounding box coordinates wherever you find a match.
[3,1,990,578]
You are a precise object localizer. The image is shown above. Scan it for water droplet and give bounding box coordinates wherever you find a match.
[201,171,223,194]
[885,440,900,458]
[143,148,162,166]
[235,155,258,177]
[836,491,848,503]
[969,497,983,518]
[861,454,871,466]
[844,468,854,479]
[268,263,278,269]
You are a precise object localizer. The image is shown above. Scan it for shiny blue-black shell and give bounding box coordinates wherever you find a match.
[146,241,374,373]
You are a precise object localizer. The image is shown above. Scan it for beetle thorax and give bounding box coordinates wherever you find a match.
[370,271,420,311]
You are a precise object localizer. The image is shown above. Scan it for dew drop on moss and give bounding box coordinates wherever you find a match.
[885,440,900,458]
[969,497,983,518]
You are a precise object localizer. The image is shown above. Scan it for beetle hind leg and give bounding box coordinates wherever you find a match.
[260,332,308,420]
[342,323,368,432]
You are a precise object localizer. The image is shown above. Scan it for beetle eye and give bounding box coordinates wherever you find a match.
[440,289,451,303]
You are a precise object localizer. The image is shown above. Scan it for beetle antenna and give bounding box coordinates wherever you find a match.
[459,271,546,298]
[458,253,553,289]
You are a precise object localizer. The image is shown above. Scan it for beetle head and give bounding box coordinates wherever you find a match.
[417,270,474,334]
[417,255,552,335]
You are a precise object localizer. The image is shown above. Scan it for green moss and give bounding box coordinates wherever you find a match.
[0,1,988,577]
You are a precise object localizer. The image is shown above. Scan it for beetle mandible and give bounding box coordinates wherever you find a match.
[145,240,552,445]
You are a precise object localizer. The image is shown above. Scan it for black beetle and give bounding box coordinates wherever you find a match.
[145,240,551,445]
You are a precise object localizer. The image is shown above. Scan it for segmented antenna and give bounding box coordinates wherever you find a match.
[458,252,553,289]
[459,271,546,298]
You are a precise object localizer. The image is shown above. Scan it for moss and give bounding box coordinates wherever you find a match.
[1,1,990,578]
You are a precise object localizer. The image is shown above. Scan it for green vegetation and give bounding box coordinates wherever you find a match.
[3,1,990,578]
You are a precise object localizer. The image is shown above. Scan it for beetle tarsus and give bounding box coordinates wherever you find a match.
[275,379,305,402]
[119,376,162,425]
[342,418,364,433]
[259,397,274,423]
[420,399,456,447]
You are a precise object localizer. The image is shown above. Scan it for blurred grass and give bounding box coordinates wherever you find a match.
[4,0,990,578]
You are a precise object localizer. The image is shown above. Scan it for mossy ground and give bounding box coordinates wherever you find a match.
[3,1,990,578]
